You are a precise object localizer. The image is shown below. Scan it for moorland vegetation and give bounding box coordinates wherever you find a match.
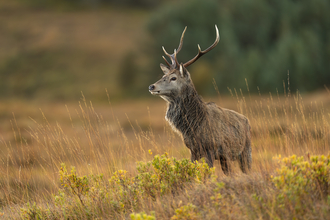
[1,0,330,219]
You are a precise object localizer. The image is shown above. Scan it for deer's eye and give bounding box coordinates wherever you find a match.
[170,77,177,81]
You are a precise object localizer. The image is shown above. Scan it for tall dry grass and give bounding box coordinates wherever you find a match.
[0,89,330,218]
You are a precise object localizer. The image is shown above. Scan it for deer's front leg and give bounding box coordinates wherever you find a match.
[185,141,199,163]
[205,148,214,168]
[190,150,199,163]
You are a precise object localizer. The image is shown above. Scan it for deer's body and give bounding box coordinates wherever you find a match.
[149,25,252,174]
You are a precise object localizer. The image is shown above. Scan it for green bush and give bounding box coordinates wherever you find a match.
[210,182,224,208]
[272,154,330,213]
[136,153,215,198]
[20,202,50,220]
[20,154,214,219]
[171,203,200,220]
[130,211,156,220]
[108,169,141,212]
[59,163,91,206]
[18,153,330,219]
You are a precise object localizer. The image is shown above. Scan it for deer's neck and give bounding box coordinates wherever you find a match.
[165,85,207,137]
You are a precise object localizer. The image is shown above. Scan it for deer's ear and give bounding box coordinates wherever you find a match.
[160,64,170,75]
[179,64,189,78]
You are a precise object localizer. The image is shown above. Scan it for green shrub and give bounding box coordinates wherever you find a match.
[59,163,90,206]
[272,154,330,212]
[210,182,225,208]
[20,154,214,219]
[108,169,141,212]
[171,203,200,220]
[130,211,156,220]
[136,153,215,198]
[20,202,51,220]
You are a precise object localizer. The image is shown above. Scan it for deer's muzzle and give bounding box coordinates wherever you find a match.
[149,84,155,91]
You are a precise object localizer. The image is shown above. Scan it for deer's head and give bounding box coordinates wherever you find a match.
[149,25,219,101]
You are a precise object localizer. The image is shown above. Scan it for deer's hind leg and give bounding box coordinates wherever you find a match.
[219,155,231,175]
[238,139,252,173]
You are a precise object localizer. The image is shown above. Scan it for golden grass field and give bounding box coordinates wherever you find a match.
[1,1,330,219]
[1,89,330,218]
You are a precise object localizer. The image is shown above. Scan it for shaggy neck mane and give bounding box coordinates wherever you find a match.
[165,84,207,138]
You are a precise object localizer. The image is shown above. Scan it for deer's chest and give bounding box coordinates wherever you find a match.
[165,106,181,130]
[166,104,199,137]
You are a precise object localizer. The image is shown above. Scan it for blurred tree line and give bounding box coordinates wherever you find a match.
[18,0,163,9]
[1,0,329,100]
[135,0,330,95]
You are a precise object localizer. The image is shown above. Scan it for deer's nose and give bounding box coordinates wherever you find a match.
[149,84,155,91]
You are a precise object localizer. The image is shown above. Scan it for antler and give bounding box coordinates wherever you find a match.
[183,25,219,68]
[162,26,187,69]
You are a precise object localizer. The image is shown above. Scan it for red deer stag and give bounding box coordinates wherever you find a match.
[148,25,252,174]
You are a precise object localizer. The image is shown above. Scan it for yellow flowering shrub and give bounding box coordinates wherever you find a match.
[272,154,330,210]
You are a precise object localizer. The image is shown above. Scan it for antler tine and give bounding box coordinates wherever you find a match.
[174,49,180,67]
[162,46,176,68]
[183,25,220,68]
[162,56,171,67]
[161,26,187,69]
[162,46,175,67]
[176,26,187,54]
[162,46,171,57]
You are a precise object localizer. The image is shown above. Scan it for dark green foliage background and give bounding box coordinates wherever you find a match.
[1,0,330,99]
[146,0,330,94]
